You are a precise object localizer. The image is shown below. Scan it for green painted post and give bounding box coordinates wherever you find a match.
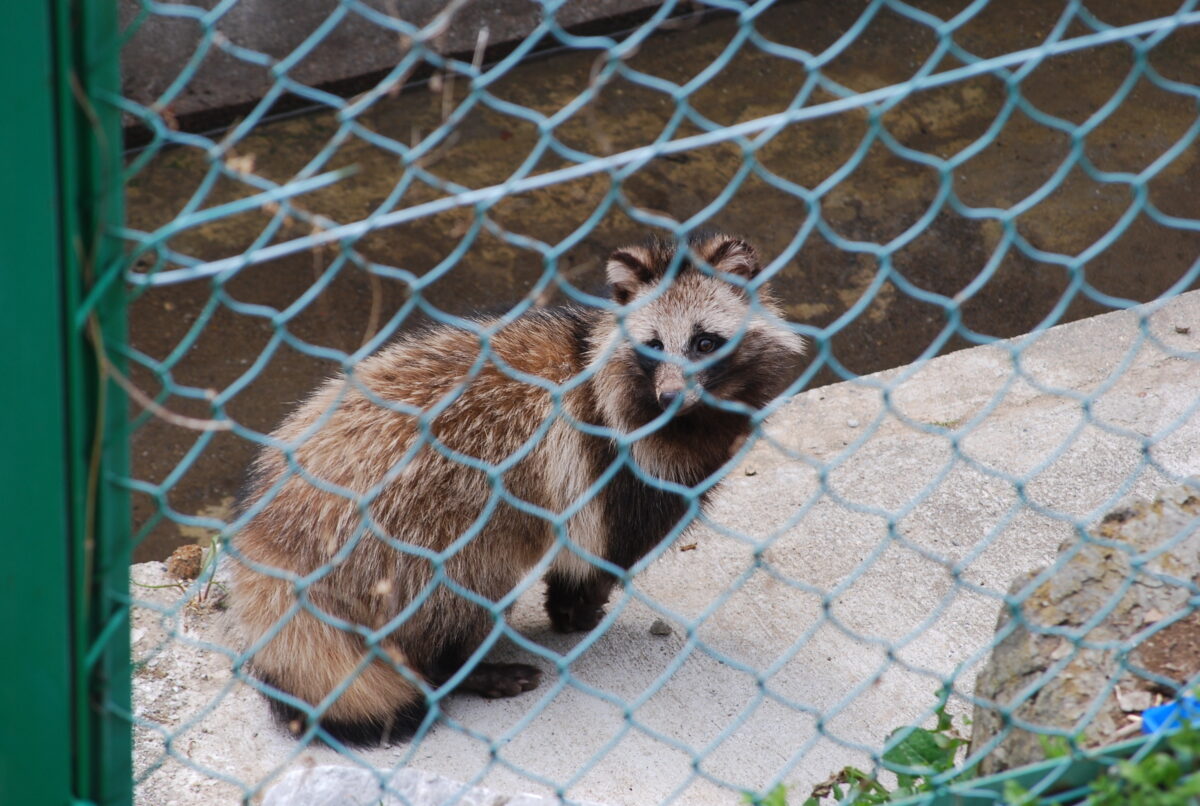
[53,0,132,803]
[0,1,128,804]
[0,3,77,805]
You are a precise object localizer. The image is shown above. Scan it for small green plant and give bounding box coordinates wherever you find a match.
[1038,734,1073,760]
[743,702,971,805]
[196,533,226,603]
[1001,718,1200,806]
[1084,721,1200,806]
[748,698,1200,806]
[862,703,971,803]
[743,783,789,806]
[801,765,891,805]
[1001,778,1034,805]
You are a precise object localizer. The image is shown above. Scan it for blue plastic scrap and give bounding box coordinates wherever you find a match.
[1141,696,1200,734]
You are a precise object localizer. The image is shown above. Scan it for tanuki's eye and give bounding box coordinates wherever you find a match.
[695,335,723,354]
[646,339,664,352]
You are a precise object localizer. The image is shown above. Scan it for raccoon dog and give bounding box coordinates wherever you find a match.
[230,232,806,745]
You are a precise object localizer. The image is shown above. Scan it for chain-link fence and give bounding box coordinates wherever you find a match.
[24,0,1200,804]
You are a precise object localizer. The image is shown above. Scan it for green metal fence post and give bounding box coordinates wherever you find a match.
[0,3,76,804]
[54,0,132,803]
[0,2,128,804]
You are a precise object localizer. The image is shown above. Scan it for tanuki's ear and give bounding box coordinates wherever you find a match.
[606,246,656,305]
[697,234,760,280]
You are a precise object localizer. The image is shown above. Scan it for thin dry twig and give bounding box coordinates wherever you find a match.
[472,26,490,74]
[1107,717,1144,743]
[585,52,616,156]
[88,317,233,432]
[362,269,384,349]
[421,0,472,42]
[440,70,455,122]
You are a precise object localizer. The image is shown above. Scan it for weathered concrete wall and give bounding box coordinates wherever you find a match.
[119,0,664,118]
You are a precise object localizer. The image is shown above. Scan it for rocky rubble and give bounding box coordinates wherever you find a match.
[969,484,1200,776]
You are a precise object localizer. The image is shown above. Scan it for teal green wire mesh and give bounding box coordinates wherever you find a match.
[86,1,1200,804]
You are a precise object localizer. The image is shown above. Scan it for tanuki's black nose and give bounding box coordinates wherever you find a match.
[657,389,680,409]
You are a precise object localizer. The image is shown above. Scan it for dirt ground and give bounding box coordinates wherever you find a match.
[124,0,1200,561]
[1136,610,1200,687]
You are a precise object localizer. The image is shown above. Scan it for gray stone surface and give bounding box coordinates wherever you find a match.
[119,0,664,118]
[968,484,1200,777]
[263,765,600,806]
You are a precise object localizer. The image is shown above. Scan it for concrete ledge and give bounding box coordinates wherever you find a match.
[120,0,664,119]
[131,290,1200,805]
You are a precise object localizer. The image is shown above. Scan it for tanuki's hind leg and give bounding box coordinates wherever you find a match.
[260,668,429,747]
[235,573,546,746]
[428,642,542,700]
[234,575,429,747]
[459,664,542,698]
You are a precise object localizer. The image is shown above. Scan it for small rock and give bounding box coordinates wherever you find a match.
[1115,687,1153,713]
[1175,325,1190,335]
[649,619,673,636]
[165,544,204,580]
[744,466,758,477]
[1049,639,1073,660]
[847,418,860,428]
[263,764,598,806]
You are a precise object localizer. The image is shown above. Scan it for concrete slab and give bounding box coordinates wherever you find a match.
[131,289,1200,805]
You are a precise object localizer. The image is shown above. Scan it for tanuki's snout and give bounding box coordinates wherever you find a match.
[654,364,698,413]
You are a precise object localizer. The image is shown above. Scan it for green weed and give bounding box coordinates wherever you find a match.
[743,702,970,805]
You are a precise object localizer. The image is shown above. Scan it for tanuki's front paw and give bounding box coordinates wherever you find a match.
[546,598,606,633]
